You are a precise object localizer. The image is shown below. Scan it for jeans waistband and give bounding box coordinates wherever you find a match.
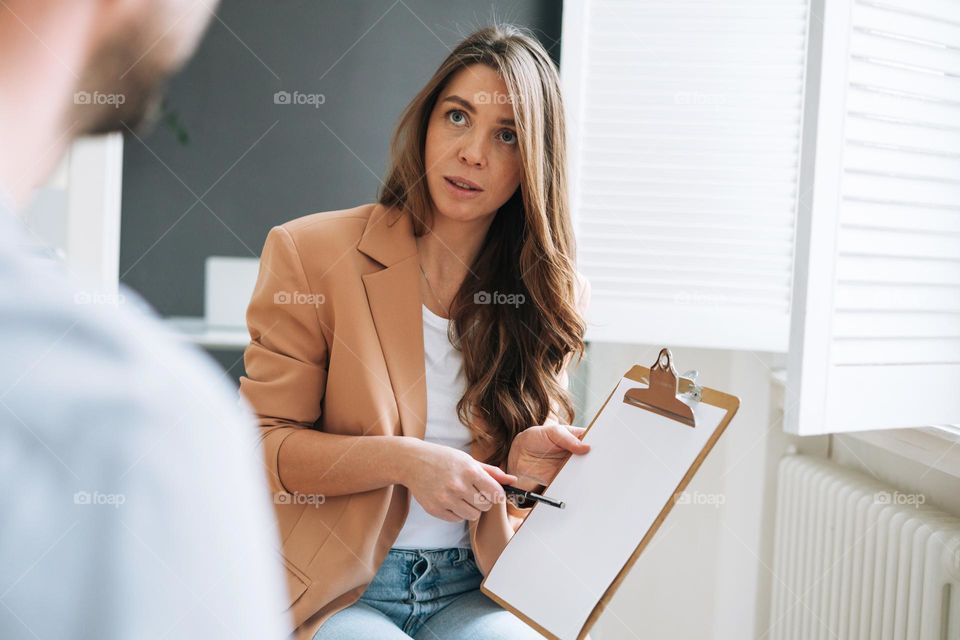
[387,547,472,563]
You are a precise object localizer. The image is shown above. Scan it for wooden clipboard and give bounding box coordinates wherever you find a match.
[481,348,741,640]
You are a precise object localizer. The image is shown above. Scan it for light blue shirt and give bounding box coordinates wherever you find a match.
[0,199,290,638]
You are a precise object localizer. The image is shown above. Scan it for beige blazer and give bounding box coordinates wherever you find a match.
[240,202,590,639]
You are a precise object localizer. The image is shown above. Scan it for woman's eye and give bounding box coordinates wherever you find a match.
[499,130,517,145]
[447,109,467,126]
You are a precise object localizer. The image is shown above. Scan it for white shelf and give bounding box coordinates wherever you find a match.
[165,316,249,350]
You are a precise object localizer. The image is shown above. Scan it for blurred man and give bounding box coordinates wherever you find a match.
[0,1,289,638]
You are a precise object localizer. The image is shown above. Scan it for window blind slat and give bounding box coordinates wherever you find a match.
[852,2,960,48]
[834,283,960,313]
[580,249,793,270]
[834,310,960,338]
[844,146,960,180]
[847,59,960,103]
[832,338,960,366]
[843,172,960,208]
[837,255,960,286]
[838,226,960,259]
[851,31,960,77]
[863,0,960,23]
[841,199,960,233]
[846,86,960,128]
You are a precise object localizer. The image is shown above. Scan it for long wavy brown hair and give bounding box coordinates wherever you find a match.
[378,24,586,470]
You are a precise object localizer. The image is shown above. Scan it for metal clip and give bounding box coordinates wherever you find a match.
[680,369,702,403]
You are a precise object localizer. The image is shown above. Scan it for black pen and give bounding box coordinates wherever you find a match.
[502,484,565,509]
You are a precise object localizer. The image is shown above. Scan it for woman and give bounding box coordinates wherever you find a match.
[240,24,592,639]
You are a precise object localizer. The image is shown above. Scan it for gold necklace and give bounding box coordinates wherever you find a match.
[418,261,450,318]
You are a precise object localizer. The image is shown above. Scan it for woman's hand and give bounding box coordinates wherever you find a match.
[401,440,518,523]
[507,424,591,489]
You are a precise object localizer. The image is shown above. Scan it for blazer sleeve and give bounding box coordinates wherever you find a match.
[239,225,329,496]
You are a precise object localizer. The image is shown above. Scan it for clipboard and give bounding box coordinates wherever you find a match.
[481,348,740,640]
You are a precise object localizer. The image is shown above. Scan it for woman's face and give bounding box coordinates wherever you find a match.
[424,64,523,223]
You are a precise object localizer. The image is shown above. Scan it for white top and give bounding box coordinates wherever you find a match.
[0,206,289,638]
[392,304,474,549]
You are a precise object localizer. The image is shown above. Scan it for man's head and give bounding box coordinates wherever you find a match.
[0,0,220,204]
[73,0,219,135]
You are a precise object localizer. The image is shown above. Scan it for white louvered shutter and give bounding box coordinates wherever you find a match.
[560,0,809,351]
[786,0,960,435]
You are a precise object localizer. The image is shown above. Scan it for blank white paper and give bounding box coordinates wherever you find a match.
[482,376,729,639]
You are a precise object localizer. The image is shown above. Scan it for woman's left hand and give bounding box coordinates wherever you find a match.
[506,424,591,489]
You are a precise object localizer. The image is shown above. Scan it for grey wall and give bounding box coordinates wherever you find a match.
[119,0,563,324]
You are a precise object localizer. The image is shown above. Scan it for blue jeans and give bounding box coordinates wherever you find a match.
[313,547,543,639]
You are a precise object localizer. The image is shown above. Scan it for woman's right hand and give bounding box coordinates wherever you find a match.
[401,440,518,523]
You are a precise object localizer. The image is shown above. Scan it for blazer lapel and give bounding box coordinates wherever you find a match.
[359,204,427,441]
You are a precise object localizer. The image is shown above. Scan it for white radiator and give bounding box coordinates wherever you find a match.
[769,455,960,640]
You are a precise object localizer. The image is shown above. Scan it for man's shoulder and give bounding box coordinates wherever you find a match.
[0,250,250,439]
